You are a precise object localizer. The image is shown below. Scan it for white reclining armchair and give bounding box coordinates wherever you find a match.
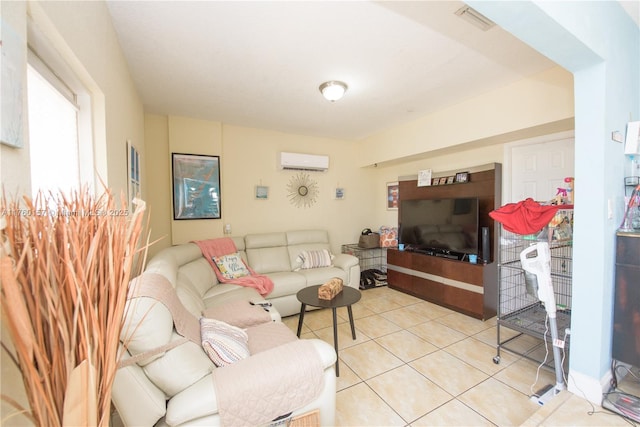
[111,271,337,426]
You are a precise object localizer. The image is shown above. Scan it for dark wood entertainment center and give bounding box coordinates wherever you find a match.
[387,163,501,320]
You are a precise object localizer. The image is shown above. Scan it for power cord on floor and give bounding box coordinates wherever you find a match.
[561,355,638,426]
[527,318,637,425]
[603,359,640,426]
[524,314,638,426]
[529,312,551,396]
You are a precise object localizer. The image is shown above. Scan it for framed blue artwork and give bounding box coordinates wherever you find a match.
[172,153,221,220]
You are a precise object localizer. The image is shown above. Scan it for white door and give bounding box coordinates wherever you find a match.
[505,132,575,204]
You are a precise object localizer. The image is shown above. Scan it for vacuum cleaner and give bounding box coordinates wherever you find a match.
[520,242,566,403]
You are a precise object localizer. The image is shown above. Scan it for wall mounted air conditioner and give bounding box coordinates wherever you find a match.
[278,152,329,171]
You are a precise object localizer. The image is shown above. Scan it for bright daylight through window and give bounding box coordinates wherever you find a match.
[27,64,80,200]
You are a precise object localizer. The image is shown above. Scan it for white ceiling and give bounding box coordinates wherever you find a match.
[106,1,563,141]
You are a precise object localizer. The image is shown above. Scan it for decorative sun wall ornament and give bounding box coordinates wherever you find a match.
[287,172,319,208]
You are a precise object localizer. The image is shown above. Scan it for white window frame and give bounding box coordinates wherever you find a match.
[27,14,95,196]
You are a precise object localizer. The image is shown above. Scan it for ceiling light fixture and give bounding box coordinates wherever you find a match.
[319,81,348,102]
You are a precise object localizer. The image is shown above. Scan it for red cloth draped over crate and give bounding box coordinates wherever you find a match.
[489,198,568,235]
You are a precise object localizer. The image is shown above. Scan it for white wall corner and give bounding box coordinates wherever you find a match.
[567,368,612,405]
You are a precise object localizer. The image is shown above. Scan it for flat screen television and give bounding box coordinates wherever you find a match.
[399,197,479,256]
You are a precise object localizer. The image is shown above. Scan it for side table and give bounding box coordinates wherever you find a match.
[296,285,361,376]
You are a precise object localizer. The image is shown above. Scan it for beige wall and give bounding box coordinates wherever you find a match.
[144,67,574,258]
[144,115,172,251]
[360,65,573,232]
[221,125,375,253]
[0,2,575,422]
[145,119,377,256]
[168,116,223,244]
[1,0,145,197]
[0,1,144,425]
[358,66,574,167]
[370,145,505,229]
[22,0,144,198]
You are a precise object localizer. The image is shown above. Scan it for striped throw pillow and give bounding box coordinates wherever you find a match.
[200,317,249,367]
[297,249,333,269]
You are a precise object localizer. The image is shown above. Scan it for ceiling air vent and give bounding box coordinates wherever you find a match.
[455,6,496,31]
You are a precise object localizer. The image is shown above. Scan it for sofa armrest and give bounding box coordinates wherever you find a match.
[165,373,218,426]
[308,338,338,368]
[112,349,168,427]
[332,253,358,270]
[165,339,336,426]
[332,254,360,289]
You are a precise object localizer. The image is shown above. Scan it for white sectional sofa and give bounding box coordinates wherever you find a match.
[242,229,360,316]
[112,230,359,426]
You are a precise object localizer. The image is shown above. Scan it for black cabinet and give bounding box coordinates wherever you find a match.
[612,232,640,368]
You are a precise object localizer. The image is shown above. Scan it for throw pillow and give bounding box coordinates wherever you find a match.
[212,252,250,280]
[200,317,250,367]
[297,249,333,269]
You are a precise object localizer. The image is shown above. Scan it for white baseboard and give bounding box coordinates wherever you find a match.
[567,368,612,405]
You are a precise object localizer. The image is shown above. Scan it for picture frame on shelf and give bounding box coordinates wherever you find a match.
[446,176,455,185]
[455,172,469,183]
[172,153,221,220]
[432,177,440,186]
[438,177,447,185]
[418,169,432,187]
[387,182,399,210]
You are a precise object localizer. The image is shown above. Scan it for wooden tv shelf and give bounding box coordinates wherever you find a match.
[387,249,497,320]
[388,163,501,320]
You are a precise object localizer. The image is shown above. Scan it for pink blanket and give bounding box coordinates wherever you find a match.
[212,339,324,426]
[195,238,274,296]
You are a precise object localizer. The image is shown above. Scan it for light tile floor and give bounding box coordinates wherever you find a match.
[282,285,639,427]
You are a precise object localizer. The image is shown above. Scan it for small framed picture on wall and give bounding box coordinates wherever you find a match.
[387,182,399,210]
[255,185,269,199]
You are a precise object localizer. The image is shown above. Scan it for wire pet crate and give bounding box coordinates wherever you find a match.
[341,244,388,273]
[494,223,573,366]
[341,244,388,289]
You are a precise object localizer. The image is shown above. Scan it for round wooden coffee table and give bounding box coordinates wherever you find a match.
[296,285,361,376]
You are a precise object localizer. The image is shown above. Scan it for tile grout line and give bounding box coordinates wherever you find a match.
[291,287,558,426]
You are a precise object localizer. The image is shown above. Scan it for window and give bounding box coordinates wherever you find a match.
[27,63,80,198]
[26,22,94,201]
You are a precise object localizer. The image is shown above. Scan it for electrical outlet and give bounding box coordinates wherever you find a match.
[612,131,624,143]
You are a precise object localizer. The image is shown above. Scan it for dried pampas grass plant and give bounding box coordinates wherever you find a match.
[0,188,149,427]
